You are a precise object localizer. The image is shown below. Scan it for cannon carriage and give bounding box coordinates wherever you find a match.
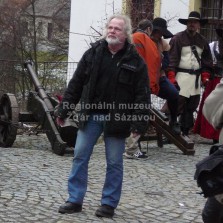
[0,61,195,156]
[0,61,78,155]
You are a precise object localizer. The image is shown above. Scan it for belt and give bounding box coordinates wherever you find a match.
[177,68,201,89]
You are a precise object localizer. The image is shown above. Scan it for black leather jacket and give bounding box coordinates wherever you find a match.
[57,39,150,138]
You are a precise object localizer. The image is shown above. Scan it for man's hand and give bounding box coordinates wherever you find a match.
[131,132,141,138]
[54,106,65,126]
[167,70,180,91]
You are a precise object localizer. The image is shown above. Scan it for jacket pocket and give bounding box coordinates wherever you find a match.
[118,71,134,85]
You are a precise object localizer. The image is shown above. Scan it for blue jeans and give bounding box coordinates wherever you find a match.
[158,76,179,101]
[158,76,179,121]
[67,114,125,208]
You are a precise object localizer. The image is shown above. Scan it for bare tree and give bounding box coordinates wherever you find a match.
[123,0,155,29]
[0,0,70,101]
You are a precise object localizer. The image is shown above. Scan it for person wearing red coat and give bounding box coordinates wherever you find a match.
[132,19,161,95]
[193,28,223,143]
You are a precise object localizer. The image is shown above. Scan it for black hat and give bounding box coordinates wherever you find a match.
[178,11,208,26]
[152,17,173,39]
[138,19,153,31]
[216,28,223,38]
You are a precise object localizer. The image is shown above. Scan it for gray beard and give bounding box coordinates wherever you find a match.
[106,36,122,45]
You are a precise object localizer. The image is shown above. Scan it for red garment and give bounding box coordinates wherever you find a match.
[193,77,221,140]
[132,31,161,95]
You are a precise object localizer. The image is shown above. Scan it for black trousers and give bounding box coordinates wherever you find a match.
[178,95,200,134]
[202,197,223,223]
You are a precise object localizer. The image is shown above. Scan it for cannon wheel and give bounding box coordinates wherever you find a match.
[0,93,19,147]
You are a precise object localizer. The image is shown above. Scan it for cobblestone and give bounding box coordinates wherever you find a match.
[0,133,213,222]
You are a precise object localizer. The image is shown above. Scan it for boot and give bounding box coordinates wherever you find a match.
[181,127,189,136]
[169,120,181,135]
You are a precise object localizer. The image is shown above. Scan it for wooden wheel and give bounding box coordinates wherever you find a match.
[0,93,19,147]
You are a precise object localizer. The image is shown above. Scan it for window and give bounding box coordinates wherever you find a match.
[202,0,219,19]
[38,21,43,33]
[48,23,53,40]
[130,0,154,28]
[200,0,223,42]
[21,21,28,36]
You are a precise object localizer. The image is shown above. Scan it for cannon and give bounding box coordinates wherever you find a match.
[0,61,78,155]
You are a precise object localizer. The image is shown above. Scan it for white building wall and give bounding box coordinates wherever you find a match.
[67,0,190,82]
[67,0,122,81]
[159,0,190,37]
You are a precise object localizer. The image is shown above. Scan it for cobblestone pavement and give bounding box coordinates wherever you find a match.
[0,133,213,223]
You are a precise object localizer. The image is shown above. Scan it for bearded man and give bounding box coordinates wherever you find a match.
[55,14,150,218]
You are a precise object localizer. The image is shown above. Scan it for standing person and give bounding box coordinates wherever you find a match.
[168,11,213,136]
[55,14,150,218]
[202,77,223,223]
[124,18,180,159]
[194,28,223,143]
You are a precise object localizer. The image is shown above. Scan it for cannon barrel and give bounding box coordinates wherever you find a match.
[24,61,54,112]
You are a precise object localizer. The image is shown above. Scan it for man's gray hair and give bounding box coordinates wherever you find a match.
[103,14,133,43]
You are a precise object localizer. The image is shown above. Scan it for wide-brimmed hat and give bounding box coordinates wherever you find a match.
[152,17,173,39]
[216,28,223,38]
[178,11,208,26]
